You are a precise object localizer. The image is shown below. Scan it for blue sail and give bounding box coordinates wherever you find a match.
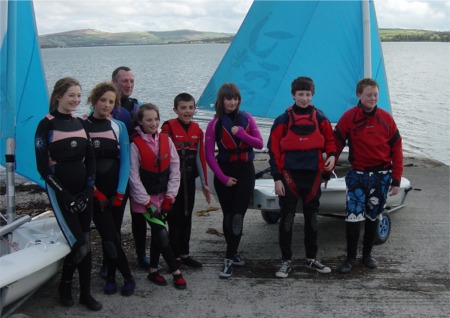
[197,0,391,122]
[0,0,48,187]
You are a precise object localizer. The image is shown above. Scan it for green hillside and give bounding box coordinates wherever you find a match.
[39,28,449,48]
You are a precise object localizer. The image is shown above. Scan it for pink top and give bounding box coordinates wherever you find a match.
[205,112,263,185]
[129,126,180,213]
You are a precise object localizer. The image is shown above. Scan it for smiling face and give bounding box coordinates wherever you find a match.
[139,109,160,135]
[93,90,117,119]
[114,69,134,98]
[358,85,379,112]
[174,100,196,124]
[223,97,240,114]
[292,90,313,108]
[57,85,81,114]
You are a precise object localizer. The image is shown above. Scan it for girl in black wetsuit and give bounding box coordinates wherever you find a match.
[34,77,101,311]
[85,82,135,296]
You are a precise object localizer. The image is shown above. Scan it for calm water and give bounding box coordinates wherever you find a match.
[41,42,450,165]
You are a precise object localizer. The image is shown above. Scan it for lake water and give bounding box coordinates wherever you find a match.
[41,42,450,165]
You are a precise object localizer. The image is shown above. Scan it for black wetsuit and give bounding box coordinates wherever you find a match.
[34,110,96,297]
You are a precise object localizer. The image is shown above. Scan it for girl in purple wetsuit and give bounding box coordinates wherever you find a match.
[205,83,263,278]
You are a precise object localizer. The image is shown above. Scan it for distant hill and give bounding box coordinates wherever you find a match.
[39,29,233,48]
[39,28,449,48]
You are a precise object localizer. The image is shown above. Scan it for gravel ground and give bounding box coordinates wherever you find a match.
[2,156,449,318]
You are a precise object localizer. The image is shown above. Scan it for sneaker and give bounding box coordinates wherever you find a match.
[232,253,245,266]
[219,258,233,278]
[181,256,203,268]
[275,260,292,278]
[362,256,378,269]
[147,272,167,286]
[338,258,356,274]
[121,278,136,296]
[305,258,331,274]
[104,280,118,295]
[173,274,187,290]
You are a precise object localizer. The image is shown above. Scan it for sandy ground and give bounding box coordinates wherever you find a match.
[2,156,449,318]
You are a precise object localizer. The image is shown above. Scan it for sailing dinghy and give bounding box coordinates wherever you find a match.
[0,1,70,315]
[197,0,412,243]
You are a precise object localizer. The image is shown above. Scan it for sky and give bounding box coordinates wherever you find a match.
[31,0,450,35]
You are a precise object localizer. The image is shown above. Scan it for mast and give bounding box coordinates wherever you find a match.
[363,0,371,77]
[5,0,18,225]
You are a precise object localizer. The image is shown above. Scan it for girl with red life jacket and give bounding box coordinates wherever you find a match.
[268,76,336,278]
[205,83,263,279]
[128,103,187,289]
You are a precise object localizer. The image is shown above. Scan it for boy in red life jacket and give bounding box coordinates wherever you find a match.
[334,78,403,274]
[128,103,187,289]
[161,93,211,268]
[267,76,336,278]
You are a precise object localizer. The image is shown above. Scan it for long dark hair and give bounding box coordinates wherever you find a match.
[49,77,81,113]
[214,83,241,118]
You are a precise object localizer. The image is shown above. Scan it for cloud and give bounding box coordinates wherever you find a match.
[33,0,449,35]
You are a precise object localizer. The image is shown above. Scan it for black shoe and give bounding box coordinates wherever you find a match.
[137,255,151,270]
[58,282,74,307]
[181,256,203,268]
[121,278,136,297]
[362,256,378,269]
[80,294,102,311]
[337,258,356,274]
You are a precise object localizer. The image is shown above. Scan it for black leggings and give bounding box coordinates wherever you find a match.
[214,161,255,260]
[167,177,196,257]
[93,202,132,281]
[146,219,179,273]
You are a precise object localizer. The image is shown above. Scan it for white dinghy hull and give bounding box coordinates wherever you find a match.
[0,213,70,308]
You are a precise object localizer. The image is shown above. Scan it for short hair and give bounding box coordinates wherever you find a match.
[214,83,241,118]
[174,93,196,108]
[49,77,81,113]
[112,66,131,82]
[87,82,120,110]
[291,76,315,95]
[133,103,160,127]
[356,78,379,95]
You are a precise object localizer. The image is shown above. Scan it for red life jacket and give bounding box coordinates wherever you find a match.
[132,133,170,194]
[162,119,202,179]
[216,112,254,163]
[280,107,325,152]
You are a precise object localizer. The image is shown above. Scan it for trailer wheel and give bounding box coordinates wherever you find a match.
[261,210,280,224]
[374,213,391,245]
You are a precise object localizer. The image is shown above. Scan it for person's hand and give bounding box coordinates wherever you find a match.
[74,188,92,213]
[61,192,81,214]
[226,177,237,187]
[94,188,109,211]
[202,185,212,204]
[275,180,285,196]
[231,126,239,135]
[389,185,400,196]
[145,201,159,218]
[111,192,125,207]
[324,156,335,171]
[160,197,174,221]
